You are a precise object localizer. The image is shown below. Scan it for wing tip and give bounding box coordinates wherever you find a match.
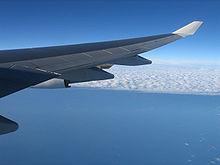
[172,21,204,37]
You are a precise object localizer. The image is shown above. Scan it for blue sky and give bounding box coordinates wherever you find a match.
[0,0,219,62]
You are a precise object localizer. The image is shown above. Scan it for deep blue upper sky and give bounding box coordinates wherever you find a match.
[0,0,219,62]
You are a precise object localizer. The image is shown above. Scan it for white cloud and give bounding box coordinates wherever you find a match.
[184,142,190,147]
[71,61,220,95]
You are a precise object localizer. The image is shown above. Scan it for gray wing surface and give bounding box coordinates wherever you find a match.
[0,33,180,71]
[0,21,203,98]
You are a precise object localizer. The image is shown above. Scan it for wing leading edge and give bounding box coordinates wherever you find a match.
[0,21,203,98]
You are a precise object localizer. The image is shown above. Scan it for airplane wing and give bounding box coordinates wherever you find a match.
[0,21,203,98]
[0,66,60,98]
[0,115,18,135]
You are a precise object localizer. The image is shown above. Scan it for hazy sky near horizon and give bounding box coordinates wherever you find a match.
[0,0,219,63]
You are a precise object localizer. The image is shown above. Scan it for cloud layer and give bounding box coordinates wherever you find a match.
[71,63,220,95]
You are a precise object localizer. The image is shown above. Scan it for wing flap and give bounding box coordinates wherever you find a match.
[59,67,114,84]
[110,55,152,66]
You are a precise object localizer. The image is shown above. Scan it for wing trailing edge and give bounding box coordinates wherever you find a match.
[59,67,114,84]
[111,55,152,66]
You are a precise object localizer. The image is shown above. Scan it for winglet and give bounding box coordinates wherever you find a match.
[172,21,203,37]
